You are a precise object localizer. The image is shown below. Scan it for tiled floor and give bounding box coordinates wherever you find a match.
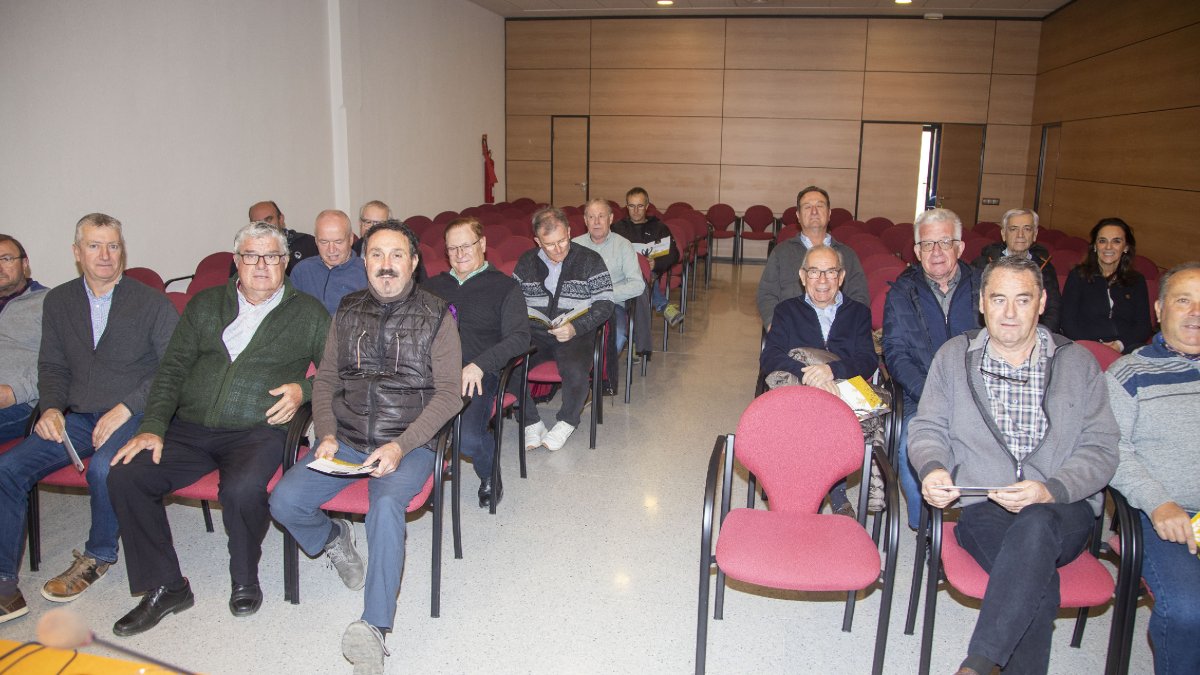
[0,261,1154,674]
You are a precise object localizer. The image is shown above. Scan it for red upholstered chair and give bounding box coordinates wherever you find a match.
[959,234,989,263]
[829,207,853,227]
[510,198,536,212]
[417,222,448,249]
[419,243,449,277]
[1131,254,1159,281]
[871,291,888,332]
[482,223,511,246]
[502,218,532,239]
[1146,278,1159,326]
[281,419,459,616]
[403,215,434,237]
[1076,339,1122,371]
[833,219,866,237]
[166,291,190,314]
[1053,247,1083,271]
[775,226,799,245]
[1104,487,1147,675]
[881,226,917,264]
[493,237,536,264]
[696,386,899,675]
[124,267,166,293]
[432,210,459,225]
[973,221,1001,240]
[904,492,1129,675]
[459,206,482,218]
[864,216,894,236]
[527,329,605,449]
[843,234,892,260]
[665,201,694,218]
[780,206,799,228]
[561,205,581,218]
[491,257,517,276]
[1036,228,1066,247]
[162,251,233,295]
[493,350,533,495]
[678,210,710,290]
[567,213,586,238]
[705,203,738,264]
[738,205,777,264]
[1058,236,1090,253]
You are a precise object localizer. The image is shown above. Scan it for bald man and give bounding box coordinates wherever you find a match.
[290,210,367,314]
[247,200,319,275]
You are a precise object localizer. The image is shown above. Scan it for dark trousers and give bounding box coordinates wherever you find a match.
[460,372,499,482]
[630,289,652,354]
[516,329,594,428]
[108,420,286,593]
[956,499,1095,674]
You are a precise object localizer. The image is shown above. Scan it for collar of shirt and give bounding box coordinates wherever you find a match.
[235,282,285,315]
[451,261,490,285]
[83,276,119,348]
[799,232,832,249]
[1154,332,1200,362]
[804,291,843,341]
[925,264,962,295]
[326,251,360,271]
[1002,248,1033,260]
[223,283,286,362]
[537,248,565,294]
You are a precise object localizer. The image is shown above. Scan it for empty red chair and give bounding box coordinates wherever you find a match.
[493,237,536,263]
[864,217,894,236]
[1053,248,1084,271]
[781,206,799,227]
[843,234,892,260]
[403,215,434,236]
[738,205,777,264]
[1058,236,1090,254]
[960,235,989,263]
[125,267,165,293]
[706,203,738,263]
[420,243,449,277]
[482,223,511,246]
[1037,228,1067,247]
[567,214,586,239]
[829,207,853,227]
[1131,255,1159,281]
[432,210,459,225]
[871,291,887,331]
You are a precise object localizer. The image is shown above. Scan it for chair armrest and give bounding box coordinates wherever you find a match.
[282,402,313,471]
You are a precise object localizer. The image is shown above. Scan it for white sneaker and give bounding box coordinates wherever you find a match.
[524,421,548,450]
[542,421,576,452]
[342,620,388,675]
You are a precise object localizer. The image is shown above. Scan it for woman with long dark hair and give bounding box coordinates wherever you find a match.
[1060,217,1152,353]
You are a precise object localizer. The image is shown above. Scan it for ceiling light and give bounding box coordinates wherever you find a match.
[895,0,913,4]
[657,1,674,5]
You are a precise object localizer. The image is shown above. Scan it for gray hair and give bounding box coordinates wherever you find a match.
[913,208,963,241]
[583,198,612,216]
[359,200,391,219]
[1001,208,1039,231]
[981,256,1043,296]
[74,213,124,246]
[531,206,569,238]
[1159,261,1200,304]
[801,244,843,269]
[234,221,289,255]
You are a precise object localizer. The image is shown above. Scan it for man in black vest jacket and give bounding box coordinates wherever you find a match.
[269,220,462,675]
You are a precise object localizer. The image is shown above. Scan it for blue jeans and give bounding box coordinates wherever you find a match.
[1139,510,1200,675]
[956,500,1095,673]
[651,274,668,311]
[612,303,629,357]
[897,410,922,530]
[460,372,498,482]
[0,403,34,444]
[269,440,435,630]
[0,411,141,582]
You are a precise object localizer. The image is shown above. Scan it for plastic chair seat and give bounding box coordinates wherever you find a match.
[940,522,1114,606]
[292,447,434,513]
[716,510,882,591]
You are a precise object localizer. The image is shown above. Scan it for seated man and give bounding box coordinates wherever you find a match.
[0,216,177,624]
[290,209,367,314]
[1107,261,1200,675]
[107,221,328,635]
[910,257,1119,675]
[761,244,877,518]
[613,187,682,326]
[573,198,646,396]
[972,208,1062,332]
[0,235,48,443]
[270,220,462,674]
[512,207,614,452]
[351,200,390,256]
[424,217,530,508]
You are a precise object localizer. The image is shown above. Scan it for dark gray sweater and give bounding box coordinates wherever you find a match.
[38,276,178,415]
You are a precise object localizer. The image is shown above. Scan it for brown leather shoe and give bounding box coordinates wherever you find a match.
[42,549,110,602]
[0,590,28,624]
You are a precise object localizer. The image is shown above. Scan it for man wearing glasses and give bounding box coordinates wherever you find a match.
[0,235,48,443]
[352,200,391,255]
[512,207,614,452]
[909,256,1118,675]
[107,221,328,635]
[760,244,877,517]
[613,187,683,326]
[757,186,868,327]
[248,200,319,275]
[882,208,982,530]
[290,209,367,314]
[972,208,1062,332]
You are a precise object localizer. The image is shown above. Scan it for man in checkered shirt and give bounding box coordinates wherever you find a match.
[908,256,1119,675]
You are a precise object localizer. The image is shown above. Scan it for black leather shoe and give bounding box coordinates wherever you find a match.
[478,477,503,509]
[229,582,262,617]
[113,581,194,637]
[602,383,617,397]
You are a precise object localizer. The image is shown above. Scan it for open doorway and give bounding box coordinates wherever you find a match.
[551,115,589,207]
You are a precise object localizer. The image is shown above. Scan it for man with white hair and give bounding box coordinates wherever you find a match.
[972,208,1062,332]
[107,221,328,635]
[290,209,367,314]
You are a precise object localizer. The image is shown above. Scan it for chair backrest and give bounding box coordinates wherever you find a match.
[776,226,800,244]
[1057,236,1090,253]
[1052,248,1083,271]
[511,197,536,211]
[706,203,737,231]
[419,242,449,277]
[404,215,434,235]
[864,216,894,236]
[1076,340,1122,371]
[636,253,652,282]
[568,213,586,238]
[733,387,864,514]
[482,223,511,246]
[167,291,190,315]
[494,237,536,264]
[1131,254,1159,281]
[194,251,233,277]
[186,266,231,295]
[781,206,799,227]
[871,291,887,331]
[125,267,166,293]
[741,205,776,233]
[1036,228,1066,247]
[433,210,459,225]
[843,234,892,259]
[1146,277,1159,325]
[664,219,694,263]
[829,207,853,227]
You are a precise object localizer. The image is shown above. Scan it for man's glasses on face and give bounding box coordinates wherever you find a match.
[916,239,961,252]
[0,255,24,265]
[446,238,481,255]
[360,219,385,229]
[626,203,647,211]
[803,267,842,280]
[238,253,286,265]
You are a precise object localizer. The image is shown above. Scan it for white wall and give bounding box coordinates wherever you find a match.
[0,0,506,287]
[339,0,506,221]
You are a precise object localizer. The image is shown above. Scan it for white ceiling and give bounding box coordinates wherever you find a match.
[467,0,1069,19]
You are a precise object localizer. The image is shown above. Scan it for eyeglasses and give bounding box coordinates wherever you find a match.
[360,219,385,228]
[0,255,24,265]
[917,239,961,252]
[802,267,842,279]
[979,362,1029,384]
[237,253,286,265]
[446,238,481,255]
[626,203,648,210]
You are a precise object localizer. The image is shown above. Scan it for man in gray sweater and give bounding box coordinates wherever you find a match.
[1107,261,1200,675]
[0,235,48,443]
[0,215,178,625]
[910,257,1119,675]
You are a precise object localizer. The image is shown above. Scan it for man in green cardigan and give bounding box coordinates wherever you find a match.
[107,222,329,637]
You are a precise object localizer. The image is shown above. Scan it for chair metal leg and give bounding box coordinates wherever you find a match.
[905,505,930,635]
[283,532,300,604]
[431,449,444,618]
[201,500,214,532]
[624,311,634,405]
[452,416,463,557]
[1070,606,1089,648]
[27,488,40,571]
[918,511,943,675]
[871,448,902,675]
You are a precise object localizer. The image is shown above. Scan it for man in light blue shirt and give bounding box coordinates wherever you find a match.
[290,210,367,315]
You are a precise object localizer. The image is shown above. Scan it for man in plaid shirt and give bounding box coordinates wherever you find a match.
[909,256,1119,675]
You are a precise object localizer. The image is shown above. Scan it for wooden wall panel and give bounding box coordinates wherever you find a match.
[1056,109,1200,192]
[987,75,1035,125]
[591,19,725,69]
[857,123,923,224]
[590,69,723,117]
[863,72,991,124]
[1038,0,1200,74]
[978,173,1030,223]
[590,116,722,165]
[722,71,864,120]
[724,18,867,71]
[865,19,996,74]
[720,118,860,169]
[506,21,590,69]
[992,21,1041,75]
[983,124,1032,176]
[506,160,550,204]
[588,162,720,211]
[507,115,550,161]
[507,69,590,116]
[1025,124,1043,176]
[1033,24,1200,124]
[719,166,859,215]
